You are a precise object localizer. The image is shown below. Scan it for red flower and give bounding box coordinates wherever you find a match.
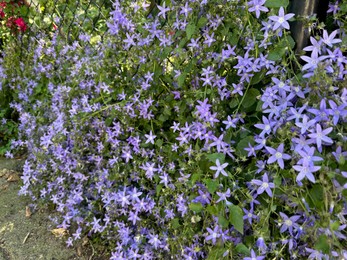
[0,1,29,33]
[0,2,7,18]
[14,17,27,32]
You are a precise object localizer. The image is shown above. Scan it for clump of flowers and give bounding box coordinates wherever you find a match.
[1,0,347,259]
[0,0,28,33]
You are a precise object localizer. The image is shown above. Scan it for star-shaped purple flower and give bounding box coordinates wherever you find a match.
[308,123,333,152]
[252,173,275,197]
[266,143,291,169]
[157,2,170,19]
[279,212,300,235]
[205,226,221,245]
[269,7,295,31]
[244,249,265,260]
[293,160,320,183]
[248,0,269,18]
[210,159,228,178]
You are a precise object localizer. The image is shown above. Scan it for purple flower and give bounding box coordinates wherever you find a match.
[248,0,269,18]
[328,100,347,125]
[327,1,340,15]
[210,159,228,178]
[157,2,170,19]
[222,115,237,129]
[254,116,276,137]
[216,188,231,204]
[295,115,316,134]
[145,130,156,144]
[243,208,258,225]
[301,51,328,71]
[194,189,211,205]
[205,226,221,245]
[256,237,267,254]
[305,248,324,260]
[297,146,323,166]
[245,143,256,157]
[279,212,300,235]
[269,7,295,31]
[293,160,320,183]
[243,249,265,260]
[252,173,275,197]
[303,36,322,56]
[322,29,341,47]
[148,234,161,249]
[195,98,212,119]
[180,2,192,17]
[266,143,291,169]
[332,146,347,163]
[308,124,333,152]
[210,134,228,153]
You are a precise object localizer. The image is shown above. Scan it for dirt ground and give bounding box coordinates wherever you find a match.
[0,158,94,260]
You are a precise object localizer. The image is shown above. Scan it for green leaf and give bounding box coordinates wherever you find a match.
[286,35,296,49]
[256,101,263,112]
[235,243,250,255]
[171,218,181,229]
[330,221,340,231]
[242,88,260,108]
[229,98,239,108]
[191,173,201,184]
[250,71,265,85]
[186,23,196,40]
[160,47,172,59]
[105,117,113,127]
[339,155,346,165]
[224,131,233,144]
[156,184,163,196]
[189,202,203,213]
[218,215,229,228]
[268,48,285,61]
[229,205,244,234]
[155,139,163,147]
[206,205,218,215]
[204,179,218,193]
[314,235,330,254]
[177,73,187,87]
[207,247,226,260]
[265,0,289,8]
[268,36,295,61]
[197,17,208,28]
[274,175,282,186]
[163,107,172,116]
[236,136,254,157]
[206,153,225,163]
[307,184,324,210]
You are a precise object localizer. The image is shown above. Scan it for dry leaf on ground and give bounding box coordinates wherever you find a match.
[25,206,32,218]
[7,173,20,182]
[51,228,68,238]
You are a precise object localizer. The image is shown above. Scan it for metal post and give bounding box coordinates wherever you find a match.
[289,0,320,54]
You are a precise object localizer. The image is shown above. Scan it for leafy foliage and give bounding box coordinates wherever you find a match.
[1,0,347,259]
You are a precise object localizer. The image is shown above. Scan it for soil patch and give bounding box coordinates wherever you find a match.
[0,158,93,260]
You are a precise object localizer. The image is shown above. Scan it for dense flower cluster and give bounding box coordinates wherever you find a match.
[0,0,28,33]
[1,0,347,259]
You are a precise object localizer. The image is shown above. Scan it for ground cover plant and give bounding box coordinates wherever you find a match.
[0,0,110,156]
[1,0,347,259]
